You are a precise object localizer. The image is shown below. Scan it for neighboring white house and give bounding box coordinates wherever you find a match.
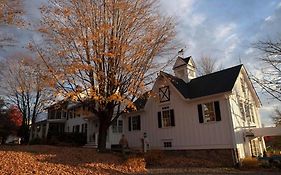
[123,56,267,164]
[30,101,123,148]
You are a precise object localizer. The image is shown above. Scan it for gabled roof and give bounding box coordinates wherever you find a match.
[182,56,191,64]
[163,64,243,99]
[130,64,244,110]
[133,91,150,110]
[173,56,192,70]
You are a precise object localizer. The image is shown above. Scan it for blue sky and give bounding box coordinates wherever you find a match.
[160,0,281,126]
[0,0,280,126]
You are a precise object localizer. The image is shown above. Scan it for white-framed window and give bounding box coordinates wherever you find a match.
[250,104,255,123]
[112,119,123,133]
[164,141,172,148]
[198,101,221,123]
[240,77,247,97]
[245,102,255,123]
[238,99,245,120]
[158,108,175,128]
[128,115,140,131]
[202,102,216,122]
[162,110,172,127]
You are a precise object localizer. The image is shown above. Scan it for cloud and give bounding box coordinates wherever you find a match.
[278,2,281,9]
[159,0,195,17]
[215,23,236,40]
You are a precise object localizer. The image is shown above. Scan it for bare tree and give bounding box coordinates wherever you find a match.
[196,55,222,76]
[0,54,52,141]
[252,39,281,102]
[34,0,176,150]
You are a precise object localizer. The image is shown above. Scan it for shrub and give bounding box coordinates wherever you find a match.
[241,157,259,168]
[29,138,42,145]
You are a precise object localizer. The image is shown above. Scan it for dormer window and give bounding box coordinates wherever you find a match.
[159,86,170,103]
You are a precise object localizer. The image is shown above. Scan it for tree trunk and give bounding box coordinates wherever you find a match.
[97,118,108,152]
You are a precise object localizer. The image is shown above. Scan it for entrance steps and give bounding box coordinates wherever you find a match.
[83,142,97,149]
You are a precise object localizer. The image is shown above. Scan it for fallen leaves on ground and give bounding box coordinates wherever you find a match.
[0,145,146,175]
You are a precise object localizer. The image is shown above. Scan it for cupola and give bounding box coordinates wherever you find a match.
[173,55,196,83]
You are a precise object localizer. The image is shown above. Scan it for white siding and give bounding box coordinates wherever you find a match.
[124,78,234,150]
[228,69,265,158]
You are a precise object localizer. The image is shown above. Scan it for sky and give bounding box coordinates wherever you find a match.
[0,0,280,126]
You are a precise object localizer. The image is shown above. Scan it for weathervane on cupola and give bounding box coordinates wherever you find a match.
[178,48,184,57]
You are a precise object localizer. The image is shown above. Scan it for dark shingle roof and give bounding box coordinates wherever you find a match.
[173,56,192,70]
[133,64,243,110]
[163,64,243,99]
[133,91,150,110]
[181,56,191,64]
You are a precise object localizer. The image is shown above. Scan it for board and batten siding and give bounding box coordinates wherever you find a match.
[228,70,265,158]
[123,78,234,150]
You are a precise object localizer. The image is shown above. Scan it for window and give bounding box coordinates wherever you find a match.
[63,111,67,118]
[69,111,73,119]
[164,141,172,148]
[162,110,172,127]
[240,78,247,97]
[197,101,221,123]
[245,103,255,123]
[81,124,87,133]
[157,109,175,128]
[73,125,80,133]
[202,102,216,122]
[250,105,255,123]
[238,99,245,119]
[112,120,123,133]
[55,110,61,119]
[128,116,140,131]
[48,110,55,119]
[159,86,170,102]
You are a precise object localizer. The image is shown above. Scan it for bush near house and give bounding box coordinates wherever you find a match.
[144,149,233,168]
[30,133,87,146]
[241,157,260,169]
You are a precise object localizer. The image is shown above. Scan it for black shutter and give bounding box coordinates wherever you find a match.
[128,117,131,131]
[214,101,221,121]
[158,112,162,128]
[137,115,141,130]
[170,109,175,126]
[197,104,204,123]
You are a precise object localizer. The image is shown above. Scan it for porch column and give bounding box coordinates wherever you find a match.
[45,122,49,138]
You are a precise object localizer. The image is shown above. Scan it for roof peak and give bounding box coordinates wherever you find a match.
[192,64,243,81]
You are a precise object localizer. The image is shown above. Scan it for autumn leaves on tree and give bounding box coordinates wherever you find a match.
[32,0,176,150]
[0,99,23,144]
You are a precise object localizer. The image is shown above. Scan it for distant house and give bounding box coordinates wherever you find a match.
[30,101,123,148]
[122,56,267,164]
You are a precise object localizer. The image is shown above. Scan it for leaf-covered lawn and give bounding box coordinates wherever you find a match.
[0,145,146,175]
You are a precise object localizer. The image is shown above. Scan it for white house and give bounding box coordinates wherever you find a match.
[30,101,123,148]
[123,56,267,164]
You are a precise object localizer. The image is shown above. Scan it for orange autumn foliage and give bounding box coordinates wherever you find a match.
[8,105,23,128]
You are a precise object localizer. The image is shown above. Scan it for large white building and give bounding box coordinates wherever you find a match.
[30,101,123,148]
[123,56,267,164]
[31,55,281,165]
